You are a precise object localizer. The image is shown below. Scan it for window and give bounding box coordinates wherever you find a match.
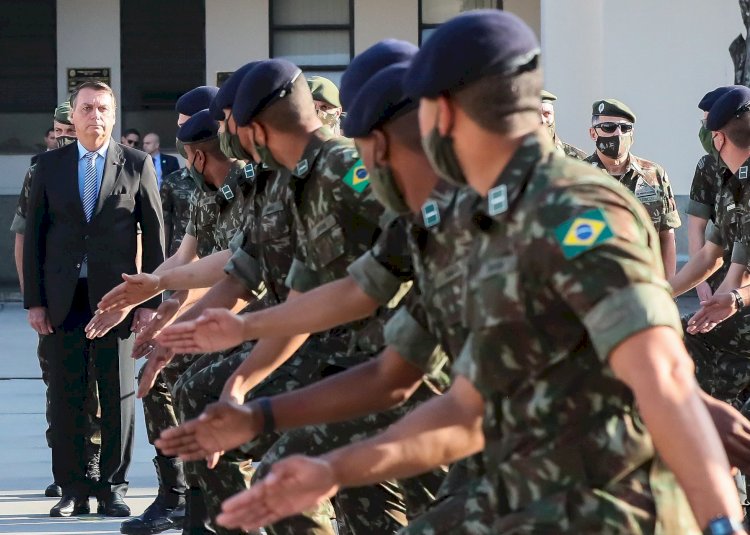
[0,0,57,154]
[270,0,354,84]
[120,0,206,150]
[419,0,502,44]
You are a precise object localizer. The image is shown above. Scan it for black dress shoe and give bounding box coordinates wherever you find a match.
[45,483,62,497]
[50,495,90,517]
[101,494,131,517]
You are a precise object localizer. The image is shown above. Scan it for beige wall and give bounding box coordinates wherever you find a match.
[354,0,419,51]
[205,0,270,85]
[505,0,541,41]
[542,0,742,195]
[56,0,122,138]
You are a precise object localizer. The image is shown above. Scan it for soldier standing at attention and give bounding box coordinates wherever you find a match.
[308,75,343,136]
[540,90,586,160]
[585,99,681,277]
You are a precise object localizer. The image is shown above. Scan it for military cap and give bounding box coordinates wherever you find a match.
[210,62,260,120]
[592,98,636,123]
[541,90,557,102]
[307,76,341,108]
[403,10,539,99]
[177,109,218,143]
[53,101,72,125]
[344,61,416,138]
[175,86,219,116]
[233,59,302,127]
[698,86,736,112]
[706,86,750,131]
[340,39,418,108]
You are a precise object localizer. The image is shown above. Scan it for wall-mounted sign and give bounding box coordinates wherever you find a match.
[217,72,233,86]
[67,68,111,93]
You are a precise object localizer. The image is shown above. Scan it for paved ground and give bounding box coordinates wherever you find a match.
[0,302,161,535]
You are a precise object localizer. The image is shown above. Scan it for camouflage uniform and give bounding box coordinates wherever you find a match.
[453,133,698,533]
[160,167,196,257]
[12,164,101,478]
[686,154,723,290]
[251,128,444,535]
[586,152,681,232]
[553,135,587,160]
[682,157,750,409]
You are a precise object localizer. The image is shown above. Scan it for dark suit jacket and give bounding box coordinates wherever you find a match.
[158,153,180,177]
[23,139,165,326]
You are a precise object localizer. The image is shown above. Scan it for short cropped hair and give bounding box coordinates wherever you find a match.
[70,81,117,110]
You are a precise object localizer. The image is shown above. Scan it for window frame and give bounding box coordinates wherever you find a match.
[418,0,503,45]
[269,0,355,72]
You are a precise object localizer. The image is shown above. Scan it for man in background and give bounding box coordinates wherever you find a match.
[143,133,180,186]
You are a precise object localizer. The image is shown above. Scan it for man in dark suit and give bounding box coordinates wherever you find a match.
[142,132,180,186]
[24,81,165,518]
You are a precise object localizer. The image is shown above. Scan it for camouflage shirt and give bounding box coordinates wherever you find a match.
[212,160,256,252]
[586,152,681,232]
[285,127,392,365]
[455,133,686,531]
[706,157,750,272]
[687,154,720,222]
[553,135,587,160]
[10,164,35,234]
[185,191,220,258]
[160,167,196,257]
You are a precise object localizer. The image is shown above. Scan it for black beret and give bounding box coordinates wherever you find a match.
[210,62,260,120]
[340,39,418,109]
[403,10,539,99]
[233,59,303,127]
[698,86,736,113]
[344,61,416,138]
[707,86,750,131]
[175,86,219,116]
[177,109,218,143]
[592,98,636,123]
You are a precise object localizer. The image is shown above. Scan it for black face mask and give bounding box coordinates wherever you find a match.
[596,134,632,159]
[56,135,76,148]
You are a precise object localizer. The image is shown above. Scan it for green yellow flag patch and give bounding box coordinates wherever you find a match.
[342,159,370,193]
[554,208,614,259]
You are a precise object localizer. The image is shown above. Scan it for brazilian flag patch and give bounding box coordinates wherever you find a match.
[342,159,370,193]
[554,208,614,259]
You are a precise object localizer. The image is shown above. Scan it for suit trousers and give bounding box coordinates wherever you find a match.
[46,278,135,499]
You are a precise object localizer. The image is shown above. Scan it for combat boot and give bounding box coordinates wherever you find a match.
[120,456,187,534]
[181,487,216,535]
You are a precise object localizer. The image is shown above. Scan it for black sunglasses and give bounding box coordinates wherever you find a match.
[594,122,633,134]
[125,138,140,146]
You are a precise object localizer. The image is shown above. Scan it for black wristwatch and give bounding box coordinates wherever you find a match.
[731,289,745,310]
[702,516,744,535]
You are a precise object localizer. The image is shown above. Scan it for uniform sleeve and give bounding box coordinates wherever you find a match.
[384,299,443,374]
[705,221,724,247]
[160,178,174,255]
[658,170,681,231]
[285,257,320,292]
[686,156,716,220]
[544,197,682,361]
[347,216,413,305]
[224,230,266,298]
[184,194,198,237]
[10,166,34,234]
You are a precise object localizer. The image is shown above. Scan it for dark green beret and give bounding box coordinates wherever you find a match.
[541,90,557,102]
[307,76,341,108]
[592,98,636,123]
[54,101,72,125]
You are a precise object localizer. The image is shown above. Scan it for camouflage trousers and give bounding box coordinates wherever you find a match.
[399,454,494,535]
[38,333,101,476]
[253,378,447,535]
[681,311,750,408]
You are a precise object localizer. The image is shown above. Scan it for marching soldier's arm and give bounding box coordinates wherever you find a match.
[658,229,677,279]
[669,236,723,297]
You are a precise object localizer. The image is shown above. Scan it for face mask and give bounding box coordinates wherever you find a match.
[370,164,410,215]
[254,143,284,171]
[56,135,76,148]
[712,133,730,172]
[219,131,233,159]
[188,152,211,192]
[596,134,631,159]
[700,126,728,172]
[546,121,556,141]
[421,118,466,187]
[317,109,340,130]
[176,139,188,159]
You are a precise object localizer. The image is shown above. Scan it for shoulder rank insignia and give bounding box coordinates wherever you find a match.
[554,208,614,259]
[219,184,235,201]
[295,158,309,176]
[487,185,508,216]
[421,200,440,228]
[244,163,255,180]
[343,159,370,192]
[739,166,748,180]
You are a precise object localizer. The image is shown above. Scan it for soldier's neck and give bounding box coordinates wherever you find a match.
[598,152,630,176]
[206,159,233,188]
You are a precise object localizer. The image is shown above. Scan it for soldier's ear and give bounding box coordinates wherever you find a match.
[372,129,389,166]
[436,95,455,137]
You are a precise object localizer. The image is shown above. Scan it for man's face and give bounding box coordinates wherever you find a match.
[44,130,57,149]
[589,114,634,159]
[121,133,140,148]
[53,121,76,139]
[314,100,342,128]
[540,102,555,127]
[71,88,116,141]
[142,134,159,155]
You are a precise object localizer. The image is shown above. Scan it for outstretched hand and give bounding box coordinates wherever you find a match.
[687,292,737,334]
[97,272,162,313]
[157,308,247,354]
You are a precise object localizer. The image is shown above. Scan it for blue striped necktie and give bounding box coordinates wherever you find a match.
[82,151,98,221]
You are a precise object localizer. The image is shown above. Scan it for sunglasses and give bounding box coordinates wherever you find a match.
[125,138,140,146]
[593,122,633,134]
